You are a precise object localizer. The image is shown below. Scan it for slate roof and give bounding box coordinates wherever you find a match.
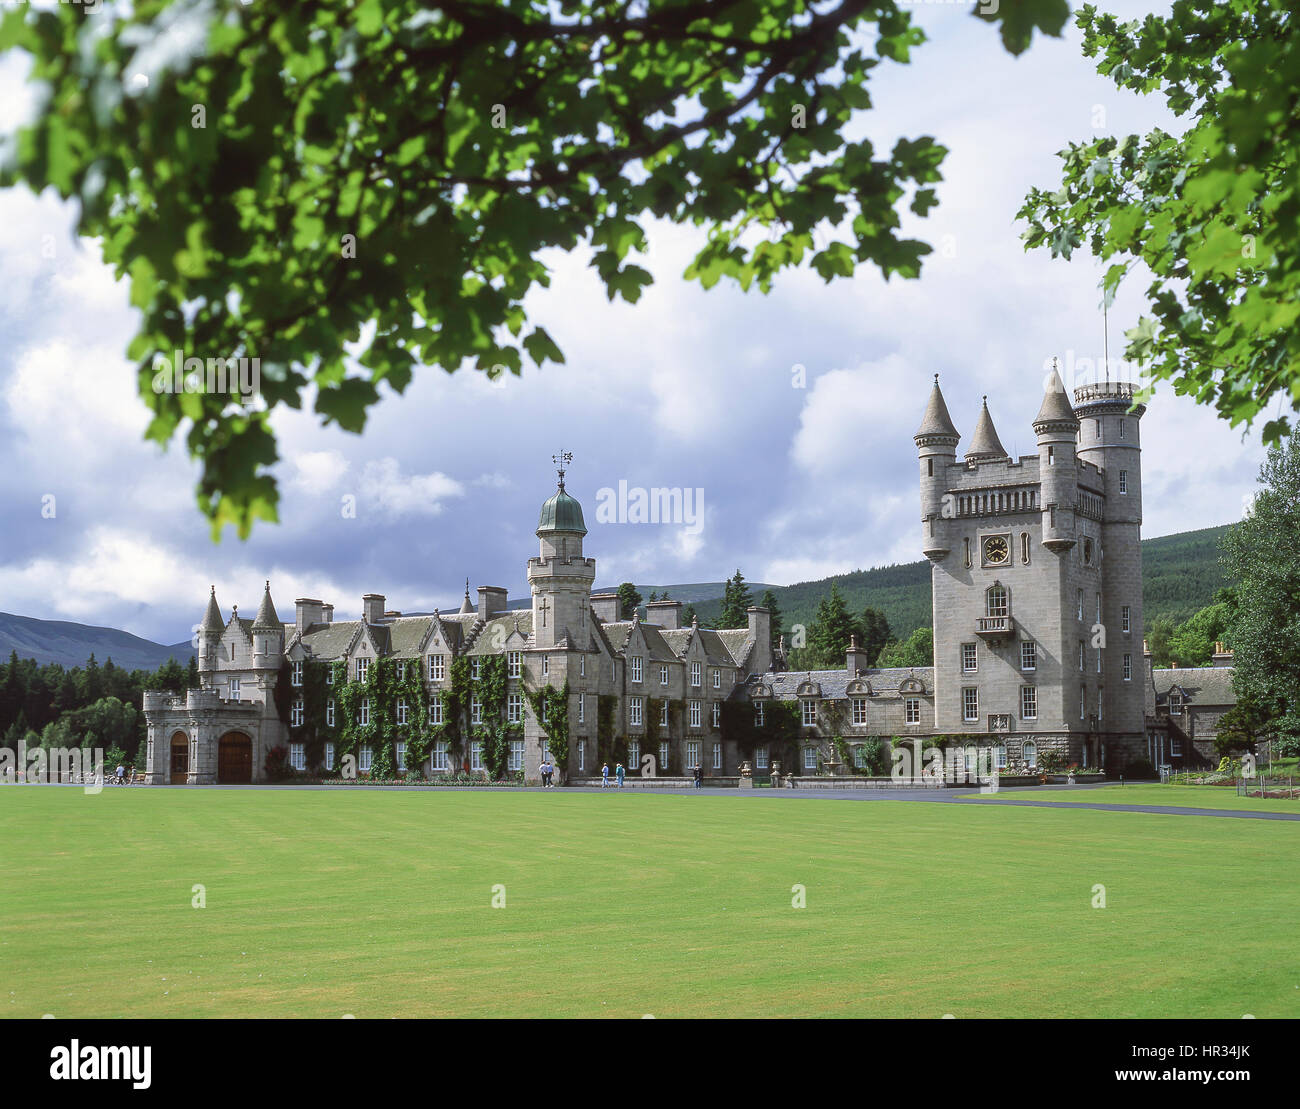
[750,667,935,700]
[201,588,223,632]
[1035,368,1079,426]
[1151,666,1236,707]
[467,611,534,654]
[299,620,362,660]
[915,378,960,441]
[966,398,1008,460]
[252,583,280,629]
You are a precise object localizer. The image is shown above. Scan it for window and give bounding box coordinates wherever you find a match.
[1080,686,1086,720]
[573,742,581,773]
[1050,505,1057,528]
[1021,686,1037,721]
[578,694,585,724]
[994,743,1007,770]
[1022,532,1031,565]
[1119,419,1126,439]
[851,698,867,726]
[1098,688,1103,722]
[471,658,482,680]
[429,696,443,725]
[1171,738,1183,757]
[659,664,669,686]
[713,742,722,770]
[690,662,701,687]
[962,643,978,672]
[1097,648,1103,674]
[712,668,721,689]
[359,745,373,773]
[1023,741,1037,769]
[754,702,765,726]
[905,698,921,724]
[396,742,406,772]
[360,698,371,727]
[541,698,549,723]
[804,746,818,770]
[290,743,305,771]
[1169,692,1183,716]
[964,537,972,569]
[711,702,721,728]
[430,654,445,681]
[853,745,868,769]
[508,741,524,772]
[658,741,670,771]
[689,700,701,729]
[326,699,335,727]
[927,457,933,476]
[431,741,449,771]
[686,740,701,768]
[471,741,483,771]
[1048,445,1055,466]
[1077,589,1084,621]
[325,742,335,771]
[1021,641,1037,671]
[356,657,368,682]
[396,661,407,681]
[629,740,640,768]
[1079,641,1086,671]
[802,700,818,726]
[985,586,1008,618]
[1095,418,1101,438]
[291,698,304,727]
[962,688,979,722]
[471,695,483,725]
[542,655,549,678]
[508,651,521,678]
[755,745,769,770]
[1119,469,1128,494]
[230,679,240,702]
[1096,593,1102,624]
[507,693,523,723]
[326,667,335,686]
[1121,605,1131,633]
[291,661,303,687]
[660,700,669,727]
[630,656,643,683]
[396,699,408,725]
[580,655,586,678]
[629,697,643,727]
[1123,653,1132,681]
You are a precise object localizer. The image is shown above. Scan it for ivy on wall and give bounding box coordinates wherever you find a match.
[524,678,570,768]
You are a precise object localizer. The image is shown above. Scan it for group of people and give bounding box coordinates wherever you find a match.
[539,760,558,787]
[600,762,627,788]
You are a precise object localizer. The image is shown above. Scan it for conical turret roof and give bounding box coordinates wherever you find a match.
[1034,367,1079,426]
[252,581,280,629]
[965,397,1008,461]
[914,375,960,442]
[459,579,474,614]
[201,587,223,632]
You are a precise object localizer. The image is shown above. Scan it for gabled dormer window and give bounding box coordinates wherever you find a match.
[291,661,303,687]
[356,657,368,682]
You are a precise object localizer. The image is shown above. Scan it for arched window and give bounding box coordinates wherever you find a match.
[1022,741,1037,769]
[1021,532,1030,564]
[986,585,1008,618]
[964,537,972,569]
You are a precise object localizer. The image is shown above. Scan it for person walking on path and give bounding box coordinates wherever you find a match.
[616,762,625,789]
[601,763,610,789]
[693,763,702,789]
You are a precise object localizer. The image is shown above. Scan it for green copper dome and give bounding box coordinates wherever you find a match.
[537,486,587,536]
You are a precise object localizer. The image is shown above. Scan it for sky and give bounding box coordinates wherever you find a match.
[0,1,1268,644]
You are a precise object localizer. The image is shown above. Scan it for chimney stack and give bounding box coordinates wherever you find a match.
[748,606,773,675]
[591,592,622,623]
[846,633,864,676]
[362,594,385,624]
[1212,641,1234,667]
[478,586,508,621]
[294,598,327,633]
[646,599,683,630]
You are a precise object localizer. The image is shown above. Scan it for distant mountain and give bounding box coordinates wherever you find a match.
[0,612,195,671]
[0,525,1234,670]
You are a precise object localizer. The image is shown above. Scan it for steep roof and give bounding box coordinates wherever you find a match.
[1151,667,1237,706]
[252,582,281,630]
[201,588,223,632]
[467,612,534,654]
[1035,368,1080,426]
[914,377,960,441]
[965,397,1008,460]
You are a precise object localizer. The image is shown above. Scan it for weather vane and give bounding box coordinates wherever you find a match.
[552,450,572,490]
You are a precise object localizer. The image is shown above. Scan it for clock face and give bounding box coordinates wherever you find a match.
[983,535,1009,565]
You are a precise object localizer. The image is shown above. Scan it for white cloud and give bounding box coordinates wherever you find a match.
[287,450,350,495]
[356,458,466,518]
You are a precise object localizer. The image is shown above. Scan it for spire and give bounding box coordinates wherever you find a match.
[552,449,572,492]
[914,374,960,443]
[252,581,280,629]
[201,586,223,632]
[1034,362,1080,427]
[459,579,473,614]
[965,396,1008,461]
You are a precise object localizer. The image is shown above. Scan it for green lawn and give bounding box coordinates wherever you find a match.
[959,784,1300,814]
[1,787,1296,1018]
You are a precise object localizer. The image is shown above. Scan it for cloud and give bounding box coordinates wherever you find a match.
[355,459,466,518]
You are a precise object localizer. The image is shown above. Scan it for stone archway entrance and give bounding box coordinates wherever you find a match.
[217,732,253,784]
[170,732,189,782]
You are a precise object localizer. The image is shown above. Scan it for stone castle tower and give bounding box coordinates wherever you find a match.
[527,456,596,649]
[916,370,1147,770]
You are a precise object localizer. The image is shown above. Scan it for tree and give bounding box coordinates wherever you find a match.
[856,607,892,667]
[759,589,784,655]
[1146,617,1177,670]
[1020,0,1300,444]
[804,583,858,669]
[682,604,699,627]
[1222,437,1300,747]
[616,582,643,621]
[1215,695,1274,758]
[877,626,933,669]
[718,569,754,629]
[0,0,1066,537]
[1166,596,1234,668]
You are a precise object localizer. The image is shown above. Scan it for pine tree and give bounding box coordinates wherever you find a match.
[682,603,698,626]
[857,608,892,667]
[718,569,754,628]
[807,583,857,669]
[759,589,783,653]
[616,582,643,620]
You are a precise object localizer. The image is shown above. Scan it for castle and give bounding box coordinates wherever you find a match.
[144,370,1161,784]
